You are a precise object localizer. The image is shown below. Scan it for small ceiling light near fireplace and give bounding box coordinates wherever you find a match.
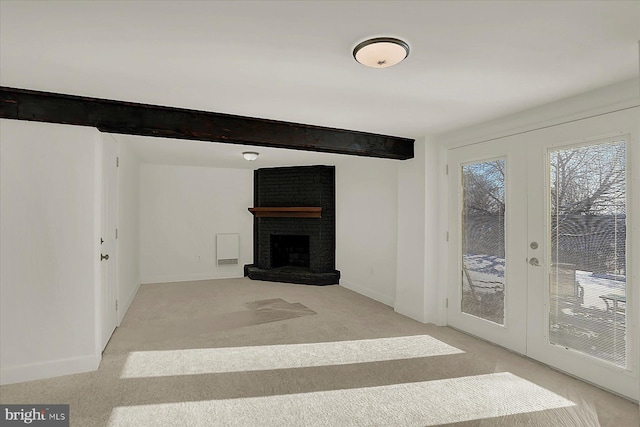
[243,151,259,161]
[353,37,410,69]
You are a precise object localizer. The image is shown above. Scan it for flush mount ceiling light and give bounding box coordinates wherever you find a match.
[242,151,259,161]
[353,37,410,68]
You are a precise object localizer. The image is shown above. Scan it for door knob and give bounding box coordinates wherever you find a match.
[101,254,109,261]
[529,257,540,266]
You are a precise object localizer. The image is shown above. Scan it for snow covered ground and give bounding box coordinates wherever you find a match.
[464,254,626,365]
[463,254,626,313]
[576,270,625,312]
[463,254,504,293]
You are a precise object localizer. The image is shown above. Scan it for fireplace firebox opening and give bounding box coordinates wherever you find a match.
[271,235,310,269]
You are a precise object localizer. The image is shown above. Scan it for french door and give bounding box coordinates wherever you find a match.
[447,108,638,400]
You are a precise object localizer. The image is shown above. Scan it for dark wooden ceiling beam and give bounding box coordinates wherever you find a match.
[0,86,414,160]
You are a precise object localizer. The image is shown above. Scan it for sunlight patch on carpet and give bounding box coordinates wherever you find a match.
[108,372,574,426]
[120,335,463,378]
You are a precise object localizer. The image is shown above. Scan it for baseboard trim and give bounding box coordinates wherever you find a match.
[119,281,141,324]
[394,302,427,323]
[340,280,394,307]
[0,353,101,385]
[141,272,244,285]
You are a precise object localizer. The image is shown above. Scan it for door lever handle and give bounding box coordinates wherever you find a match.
[529,257,540,266]
[101,254,109,261]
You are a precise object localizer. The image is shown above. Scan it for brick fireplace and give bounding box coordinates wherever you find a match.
[244,165,340,285]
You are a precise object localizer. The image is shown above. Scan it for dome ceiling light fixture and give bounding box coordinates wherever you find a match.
[242,151,259,161]
[353,37,410,69]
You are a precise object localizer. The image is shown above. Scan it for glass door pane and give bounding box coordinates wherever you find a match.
[548,140,627,367]
[461,160,506,324]
[449,141,527,355]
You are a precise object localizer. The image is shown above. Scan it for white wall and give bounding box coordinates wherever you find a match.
[0,119,101,385]
[394,139,427,322]
[138,158,401,302]
[117,139,141,322]
[393,137,447,325]
[139,164,253,283]
[425,138,448,325]
[336,157,398,306]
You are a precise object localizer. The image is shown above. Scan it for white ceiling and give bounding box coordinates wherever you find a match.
[1,1,639,167]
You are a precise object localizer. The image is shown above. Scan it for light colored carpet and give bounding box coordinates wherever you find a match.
[108,373,573,427]
[1,278,638,426]
[120,334,464,378]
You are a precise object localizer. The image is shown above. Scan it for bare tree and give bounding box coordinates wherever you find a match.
[551,142,625,217]
[463,160,505,215]
[550,141,626,274]
[461,142,625,217]
[462,160,505,257]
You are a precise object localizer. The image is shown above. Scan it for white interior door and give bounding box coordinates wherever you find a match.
[447,107,639,400]
[101,137,118,350]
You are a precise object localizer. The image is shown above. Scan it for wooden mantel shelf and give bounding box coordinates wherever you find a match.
[248,207,322,218]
